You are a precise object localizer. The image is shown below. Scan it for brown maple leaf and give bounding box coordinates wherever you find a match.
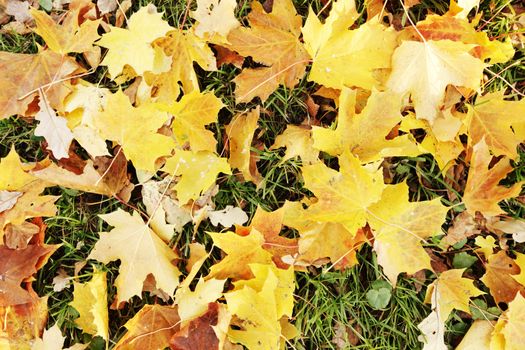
[0,243,58,306]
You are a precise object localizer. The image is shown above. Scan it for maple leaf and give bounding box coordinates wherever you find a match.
[456,320,494,350]
[0,295,48,348]
[30,160,115,198]
[69,269,109,341]
[227,0,309,102]
[467,91,525,159]
[246,205,298,268]
[282,201,366,269]
[0,185,58,243]
[159,90,224,152]
[114,304,180,350]
[225,107,262,184]
[303,0,397,90]
[417,310,446,350]
[403,14,514,64]
[0,244,58,306]
[169,302,227,350]
[491,292,525,350]
[225,263,295,349]
[144,30,217,102]
[386,40,485,123]
[368,182,448,285]
[87,209,181,303]
[270,125,319,164]
[463,139,523,216]
[175,278,225,325]
[0,49,79,119]
[206,230,273,280]
[427,269,483,322]
[97,4,173,78]
[0,147,37,191]
[31,324,88,350]
[300,150,385,234]
[163,150,231,204]
[312,88,420,161]
[92,89,175,172]
[30,7,100,54]
[480,250,525,305]
[63,82,110,157]
[191,0,240,40]
[474,235,496,257]
[34,91,74,160]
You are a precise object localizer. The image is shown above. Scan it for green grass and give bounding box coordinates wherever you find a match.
[1,0,525,349]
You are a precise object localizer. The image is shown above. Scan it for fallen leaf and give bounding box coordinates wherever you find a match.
[30,7,101,54]
[163,150,231,205]
[208,206,248,227]
[97,4,173,78]
[0,49,79,118]
[303,0,397,90]
[175,278,225,325]
[0,190,22,212]
[481,250,525,305]
[69,269,109,341]
[0,296,48,348]
[88,209,181,303]
[386,40,485,123]
[115,305,180,350]
[52,268,70,292]
[270,125,319,164]
[191,0,240,40]
[227,0,309,102]
[369,182,448,285]
[93,89,175,172]
[463,139,523,216]
[0,244,58,306]
[226,107,261,184]
[225,263,295,349]
[206,230,273,280]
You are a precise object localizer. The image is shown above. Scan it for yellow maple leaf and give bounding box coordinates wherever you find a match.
[282,201,366,270]
[30,8,101,54]
[428,269,484,321]
[191,0,240,40]
[467,91,525,159]
[97,4,172,78]
[92,89,175,172]
[175,277,225,325]
[368,182,448,285]
[0,147,37,191]
[456,320,494,350]
[474,235,496,257]
[511,252,525,287]
[159,90,223,152]
[144,29,217,102]
[225,263,295,350]
[225,107,261,184]
[87,209,181,303]
[312,88,420,161]
[492,293,525,350]
[163,150,231,204]
[69,269,108,341]
[300,150,385,234]
[386,40,485,123]
[206,230,273,280]
[270,125,319,164]
[227,0,309,102]
[303,1,397,90]
[463,139,523,216]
